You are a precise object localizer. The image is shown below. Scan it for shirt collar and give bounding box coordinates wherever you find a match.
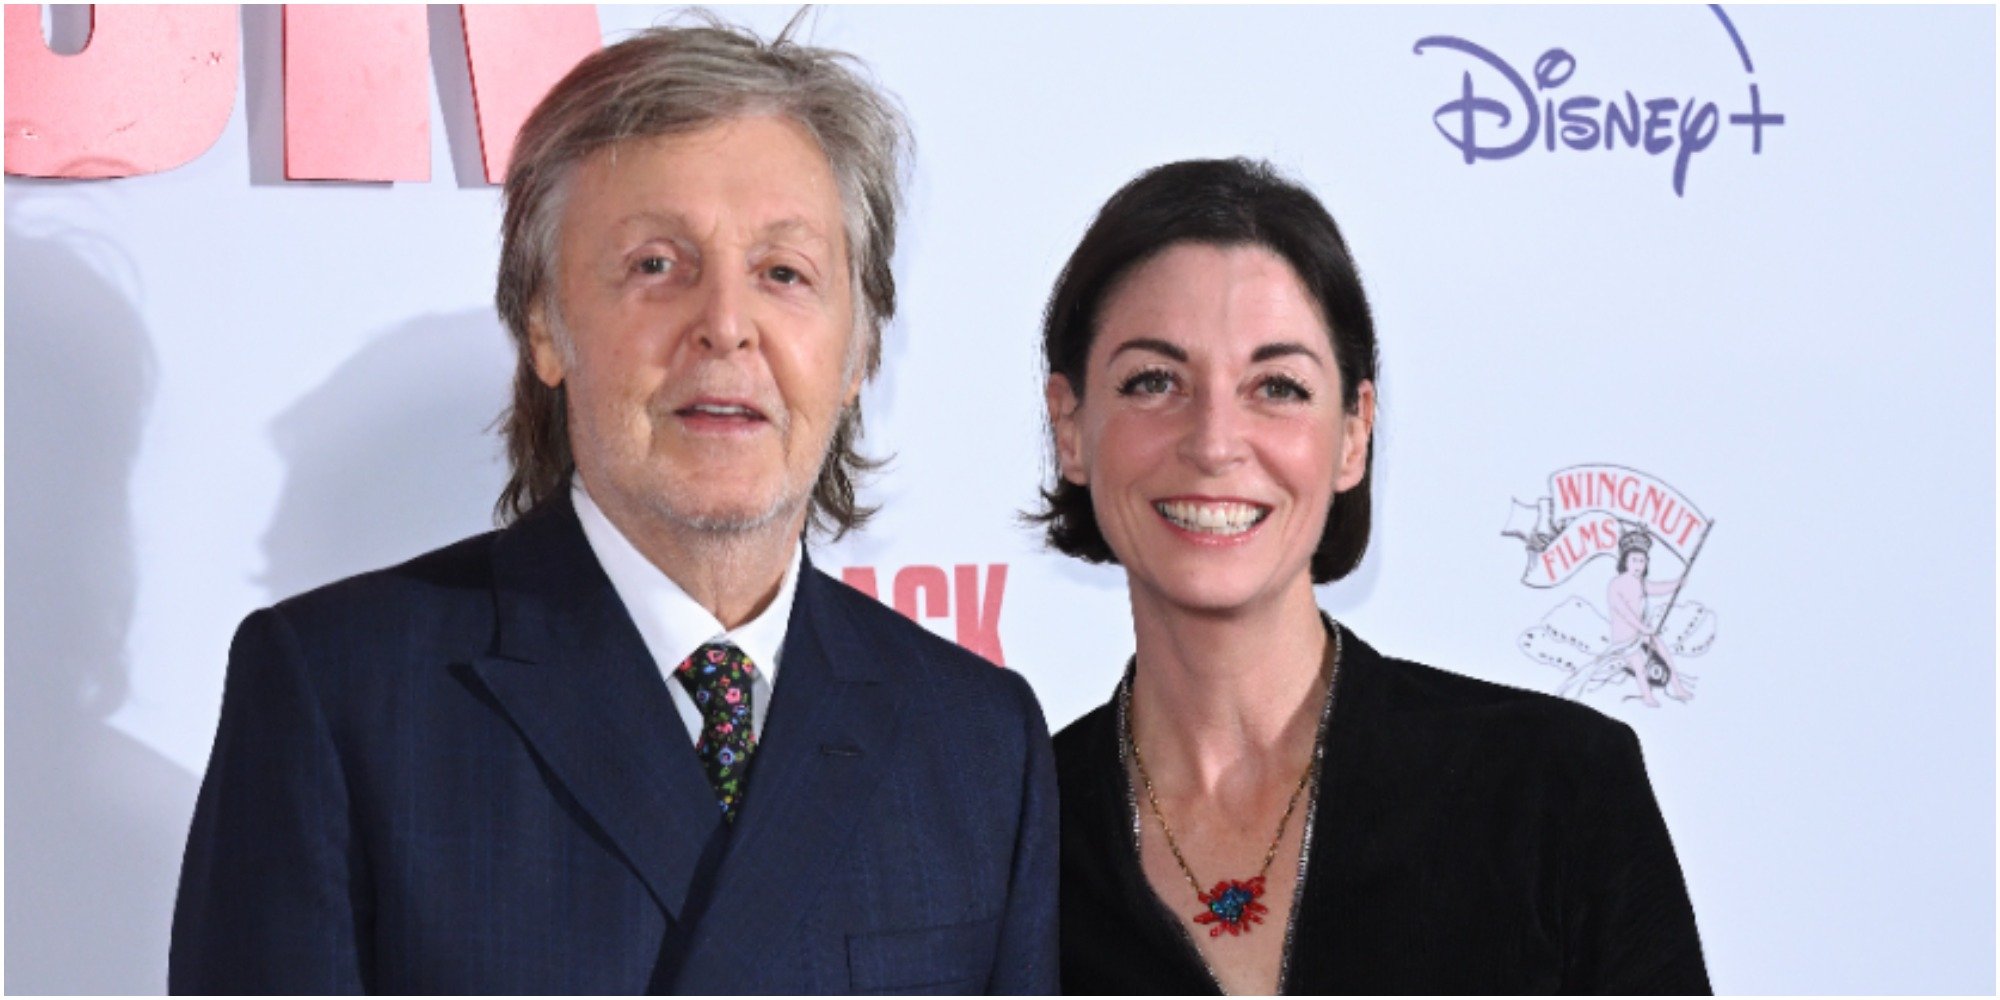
[570,477,797,684]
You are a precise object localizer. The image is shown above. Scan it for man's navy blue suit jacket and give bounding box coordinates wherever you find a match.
[169,495,1058,993]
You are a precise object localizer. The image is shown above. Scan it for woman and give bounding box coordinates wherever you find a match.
[1038,159,1709,994]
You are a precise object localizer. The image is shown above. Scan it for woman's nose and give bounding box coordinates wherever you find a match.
[1177,389,1250,474]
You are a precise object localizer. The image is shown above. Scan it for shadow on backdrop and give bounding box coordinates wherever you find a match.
[259,309,513,603]
[4,203,198,994]
[240,5,284,187]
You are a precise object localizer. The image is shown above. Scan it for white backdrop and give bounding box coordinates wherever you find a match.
[6,5,1993,993]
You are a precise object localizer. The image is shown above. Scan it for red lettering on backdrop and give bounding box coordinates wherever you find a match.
[1530,515,1623,587]
[1677,510,1704,548]
[1642,484,1666,523]
[1522,466,1712,588]
[459,5,601,183]
[1594,516,1620,554]
[1576,517,1608,553]
[283,5,429,181]
[838,566,880,600]
[3,4,237,178]
[892,565,949,620]
[1656,497,1683,540]
[4,4,600,183]
[1563,530,1588,566]
[953,564,1006,666]
[1555,472,1585,513]
[836,563,1009,666]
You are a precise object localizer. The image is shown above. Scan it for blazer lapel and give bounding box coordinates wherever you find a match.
[672,560,910,992]
[465,496,723,921]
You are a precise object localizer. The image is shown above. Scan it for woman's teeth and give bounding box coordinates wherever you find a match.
[1153,500,1269,536]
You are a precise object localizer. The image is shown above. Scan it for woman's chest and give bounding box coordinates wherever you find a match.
[1133,787,1314,994]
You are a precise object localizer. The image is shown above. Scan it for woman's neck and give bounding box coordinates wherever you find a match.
[1126,580,1330,796]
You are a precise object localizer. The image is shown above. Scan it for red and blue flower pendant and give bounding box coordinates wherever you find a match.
[1192,876,1268,936]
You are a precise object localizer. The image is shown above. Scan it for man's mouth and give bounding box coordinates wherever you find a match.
[674,399,768,424]
[1153,499,1272,537]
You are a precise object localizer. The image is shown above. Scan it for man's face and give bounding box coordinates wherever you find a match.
[530,116,859,539]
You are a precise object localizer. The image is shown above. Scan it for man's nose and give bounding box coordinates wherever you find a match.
[1178,388,1250,474]
[693,272,756,354]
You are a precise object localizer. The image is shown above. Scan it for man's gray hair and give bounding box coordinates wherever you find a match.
[493,13,911,536]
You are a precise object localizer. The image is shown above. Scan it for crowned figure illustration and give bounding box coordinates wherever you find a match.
[1516,521,1716,707]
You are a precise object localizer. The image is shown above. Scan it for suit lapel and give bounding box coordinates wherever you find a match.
[465,496,723,921]
[673,561,910,992]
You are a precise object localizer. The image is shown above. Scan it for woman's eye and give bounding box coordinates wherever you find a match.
[1258,376,1312,402]
[768,265,804,286]
[1117,369,1177,397]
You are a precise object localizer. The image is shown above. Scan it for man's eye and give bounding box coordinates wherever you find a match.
[635,256,672,276]
[1116,369,1177,397]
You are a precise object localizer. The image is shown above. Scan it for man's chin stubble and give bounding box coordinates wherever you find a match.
[653,494,796,536]
[642,471,817,540]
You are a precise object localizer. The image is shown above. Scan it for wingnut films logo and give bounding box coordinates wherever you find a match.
[1413,5,1786,196]
[1503,466,1716,708]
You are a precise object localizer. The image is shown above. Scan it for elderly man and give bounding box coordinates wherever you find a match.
[170,21,1056,994]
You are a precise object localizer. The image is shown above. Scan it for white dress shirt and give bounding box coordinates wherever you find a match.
[571,477,797,745]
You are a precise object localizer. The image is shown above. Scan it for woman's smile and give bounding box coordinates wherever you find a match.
[1151,497,1273,539]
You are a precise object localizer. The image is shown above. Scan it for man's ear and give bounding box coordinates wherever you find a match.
[1335,379,1376,492]
[843,367,864,411]
[527,299,567,388]
[1046,373,1087,486]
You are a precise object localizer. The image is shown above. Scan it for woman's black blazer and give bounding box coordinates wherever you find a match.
[1055,623,1710,994]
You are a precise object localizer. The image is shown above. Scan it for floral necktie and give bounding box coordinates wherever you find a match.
[674,642,758,821]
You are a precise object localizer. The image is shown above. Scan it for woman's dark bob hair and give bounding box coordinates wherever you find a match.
[1032,157,1380,584]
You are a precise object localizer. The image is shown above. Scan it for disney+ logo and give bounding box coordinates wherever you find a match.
[1413,7,1785,196]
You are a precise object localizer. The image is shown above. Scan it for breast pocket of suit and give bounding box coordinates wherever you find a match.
[845,915,1000,994]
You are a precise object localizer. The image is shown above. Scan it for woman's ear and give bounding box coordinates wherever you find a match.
[1335,380,1376,491]
[1046,373,1088,486]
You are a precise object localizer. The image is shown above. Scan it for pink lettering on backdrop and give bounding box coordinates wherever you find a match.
[892,565,950,621]
[4,5,600,183]
[459,5,601,183]
[3,4,237,178]
[839,566,880,600]
[282,5,429,181]
[952,564,1007,666]
[837,563,1010,666]
[1545,463,1709,557]
[1531,515,1622,588]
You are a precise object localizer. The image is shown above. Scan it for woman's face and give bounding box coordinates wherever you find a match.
[1047,242,1374,618]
